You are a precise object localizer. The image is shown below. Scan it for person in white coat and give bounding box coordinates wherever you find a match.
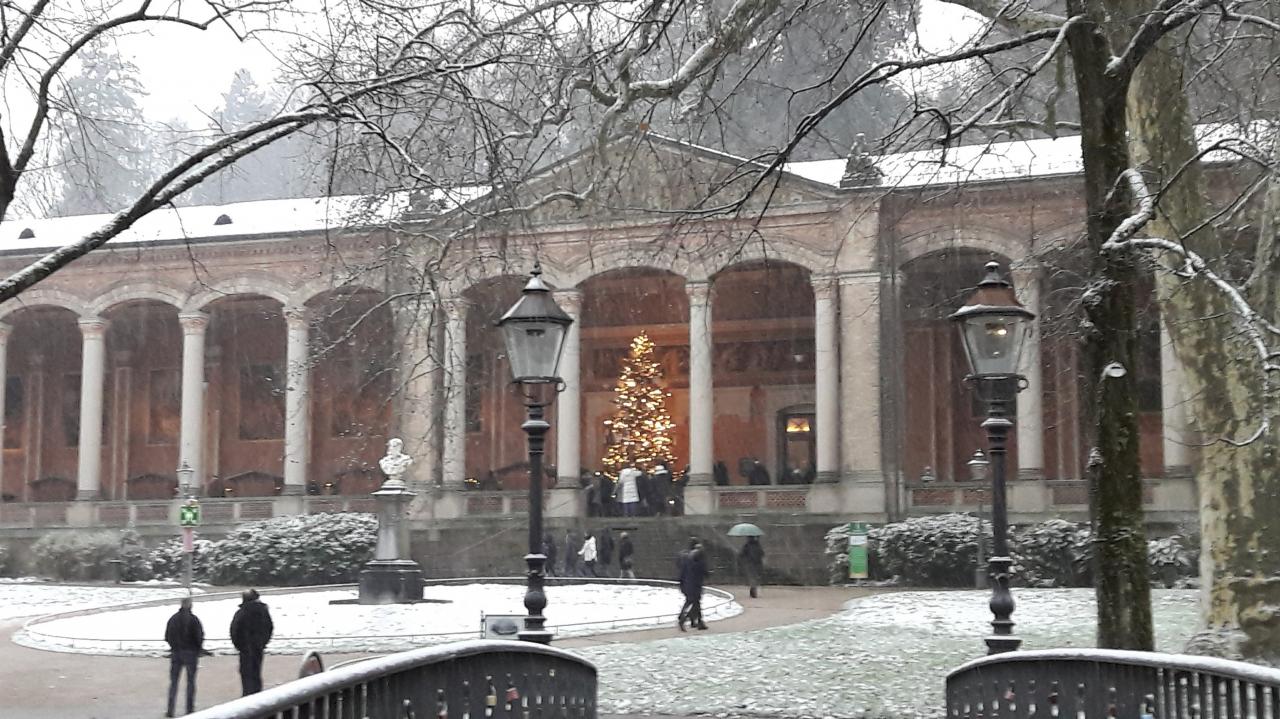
[618,465,642,517]
[578,533,599,577]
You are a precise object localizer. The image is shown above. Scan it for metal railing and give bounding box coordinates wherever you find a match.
[947,649,1280,719]
[187,639,597,719]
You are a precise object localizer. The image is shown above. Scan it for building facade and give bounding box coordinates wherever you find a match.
[0,134,1201,530]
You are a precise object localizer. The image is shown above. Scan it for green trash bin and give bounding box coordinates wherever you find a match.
[846,522,870,580]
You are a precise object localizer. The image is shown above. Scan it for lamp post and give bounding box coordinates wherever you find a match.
[950,261,1034,655]
[967,449,990,589]
[496,263,573,645]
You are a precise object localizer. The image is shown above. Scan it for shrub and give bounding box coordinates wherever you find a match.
[1149,534,1198,587]
[867,514,990,586]
[1012,519,1093,587]
[29,532,123,581]
[149,537,215,582]
[0,543,12,577]
[205,513,377,586]
[117,529,154,582]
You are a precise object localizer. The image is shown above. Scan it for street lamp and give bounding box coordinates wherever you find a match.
[950,261,1034,655]
[496,263,573,645]
[967,450,990,590]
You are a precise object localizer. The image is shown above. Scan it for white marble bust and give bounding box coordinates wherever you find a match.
[379,438,413,487]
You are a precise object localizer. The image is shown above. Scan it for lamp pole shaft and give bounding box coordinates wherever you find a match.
[983,388,1020,654]
[520,400,553,644]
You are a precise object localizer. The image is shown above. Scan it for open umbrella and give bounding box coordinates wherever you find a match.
[727,522,763,537]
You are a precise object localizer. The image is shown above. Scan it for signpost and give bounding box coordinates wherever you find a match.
[179,498,200,593]
[847,522,870,580]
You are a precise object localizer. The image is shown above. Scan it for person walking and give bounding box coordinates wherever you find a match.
[649,465,671,516]
[563,530,580,576]
[739,535,765,598]
[597,528,615,575]
[677,538,709,631]
[618,531,636,579]
[578,532,599,577]
[164,597,205,717]
[542,531,558,577]
[617,465,641,516]
[230,589,274,696]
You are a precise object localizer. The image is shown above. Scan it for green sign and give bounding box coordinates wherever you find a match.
[847,522,870,579]
[179,502,201,527]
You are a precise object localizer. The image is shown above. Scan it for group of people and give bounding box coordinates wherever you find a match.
[583,465,687,517]
[545,527,636,578]
[162,589,274,717]
[675,534,766,630]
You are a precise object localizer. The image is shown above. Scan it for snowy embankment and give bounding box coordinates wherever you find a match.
[14,582,739,655]
[584,588,1199,719]
[0,579,199,623]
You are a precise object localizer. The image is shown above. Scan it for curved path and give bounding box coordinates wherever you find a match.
[0,584,870,718]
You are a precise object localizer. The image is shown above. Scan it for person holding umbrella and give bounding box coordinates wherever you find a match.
[729,523,765,598]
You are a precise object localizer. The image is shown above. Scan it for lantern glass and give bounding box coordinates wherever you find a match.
[967,450,990,482]
[501,318,568,383]
[958,313,1029,377]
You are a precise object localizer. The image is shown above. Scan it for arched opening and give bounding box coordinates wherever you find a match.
[710,261,815,485]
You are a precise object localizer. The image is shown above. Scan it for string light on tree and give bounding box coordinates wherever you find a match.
[602,332,677,480]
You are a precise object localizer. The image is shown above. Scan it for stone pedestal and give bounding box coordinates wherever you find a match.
[358,485,424,604]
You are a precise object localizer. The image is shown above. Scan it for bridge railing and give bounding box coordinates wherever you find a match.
[187,639,597,719]
[947,649,1280,719]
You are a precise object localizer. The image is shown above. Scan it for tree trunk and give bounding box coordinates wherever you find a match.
[1127,26,1280,661]
[1065,1,1153,651]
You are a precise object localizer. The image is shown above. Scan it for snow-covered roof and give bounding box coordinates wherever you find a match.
[786,122,1268,189]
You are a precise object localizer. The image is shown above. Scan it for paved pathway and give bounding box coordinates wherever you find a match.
[0,584,867,718]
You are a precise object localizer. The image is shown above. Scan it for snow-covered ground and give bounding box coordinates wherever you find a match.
[583,589,1199,719]
[14,582,740,656]
[0,580,199,622]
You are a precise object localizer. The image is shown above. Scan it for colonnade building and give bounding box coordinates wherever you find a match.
[0,133,1200,531]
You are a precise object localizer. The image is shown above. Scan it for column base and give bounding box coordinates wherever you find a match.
[682,484,715,514]
[686,473,713,486]
[356,560,425,604]
[1015,467,1044,481]
[814,470,839,484]
[1164,465,1194,478]
[280,484,306,496]
[75,490,99,501]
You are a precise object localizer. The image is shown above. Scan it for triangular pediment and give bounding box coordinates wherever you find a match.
[464,134,841,229]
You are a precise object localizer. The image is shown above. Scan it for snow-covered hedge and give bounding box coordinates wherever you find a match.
[0,543,12,576]
[827,514,1199,588]
[149,537,216,582]
[205,513,377,586]
[29,532,131,581]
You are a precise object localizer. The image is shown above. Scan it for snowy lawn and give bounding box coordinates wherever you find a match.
[14,582,739,655]
[582,588,1199,719]
[0,580,198,622]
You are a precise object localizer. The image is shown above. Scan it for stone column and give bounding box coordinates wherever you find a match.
[812,275,839,483]
[76,316,108,500]
[399,309,440,491]
[686,281,714,485]
[554,289,583,485]
[1012,266,1045,480]
[837,272,882,485]
[283,306,311,495]
[0,323,11,495]
[178,312,208,496]
[1161,318,1192,475]
[441,298,470,489]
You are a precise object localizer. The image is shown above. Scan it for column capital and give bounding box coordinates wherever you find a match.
[283,305,310,329]
[811,274,838,301]
[685,280,712,306]
[837,270,880,287]
[78,316,108,338]
[552,288,583,314]
[178,311,209,335]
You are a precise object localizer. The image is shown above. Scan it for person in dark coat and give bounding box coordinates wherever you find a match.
[650,465,672,516]
[618,531,636,578]
[677,538,709,631]
[563,530,580,576]
[739,535,766,598]
[229,589,274,696]
[713,460,730,486]
[542,531,558,577]
[748,460,771,486]
[597,528,615,573]
[164,597,205,717]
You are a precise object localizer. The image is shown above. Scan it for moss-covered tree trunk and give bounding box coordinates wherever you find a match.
[1125,23,1280,660]
[1064,0,1153,650]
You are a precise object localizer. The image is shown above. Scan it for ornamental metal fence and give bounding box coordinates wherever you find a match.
[947,649,1280,719]
[186,639,596,719]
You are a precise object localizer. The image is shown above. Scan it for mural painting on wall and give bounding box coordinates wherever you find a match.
[239,363,285,440]
[4,377,22,449]
[148,368,181,444]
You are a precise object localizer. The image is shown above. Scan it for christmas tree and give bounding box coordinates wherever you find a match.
[602,333,677,479]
